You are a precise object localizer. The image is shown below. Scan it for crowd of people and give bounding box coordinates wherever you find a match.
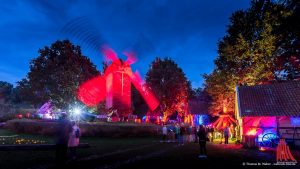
[161,123,208,158]
[162,123,198,144]
[161,123,213,144]
[161,123,235,158]
[55,114,234,164]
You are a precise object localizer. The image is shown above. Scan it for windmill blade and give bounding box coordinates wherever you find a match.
[77,75,106,106]
[60,16,106,57]
[101,45,120,63]
[131,71,159,111]
[123,51,137,65]
[131,70,144,83]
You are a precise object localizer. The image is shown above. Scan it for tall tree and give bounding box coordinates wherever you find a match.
[204,71,236,115]
[204,0,294,115]
[275,0,300,80]
[146,57,191,118]
[21,40,100,108]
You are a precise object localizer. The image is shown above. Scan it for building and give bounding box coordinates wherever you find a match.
[235,81,300,147]
[186,99,210,126]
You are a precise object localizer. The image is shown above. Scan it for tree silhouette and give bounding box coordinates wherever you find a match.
[19,40,100,108]
[146,57,191,118]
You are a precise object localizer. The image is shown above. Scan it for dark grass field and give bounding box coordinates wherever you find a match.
[0,129,158,169]
[70,143,299,169]
[0,129,299,169]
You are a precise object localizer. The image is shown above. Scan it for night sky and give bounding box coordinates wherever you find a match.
[0,0,250,88]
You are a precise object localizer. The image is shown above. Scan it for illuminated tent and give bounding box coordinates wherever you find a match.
[37,101,53,114]
[36,101,55,119]
[212,112,237,130]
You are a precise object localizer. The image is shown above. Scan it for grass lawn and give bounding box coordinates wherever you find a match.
[0,129,299,169]
[0,129,159,169]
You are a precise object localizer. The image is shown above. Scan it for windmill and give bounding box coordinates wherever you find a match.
[60,17,159,117]
[77,47,159,117]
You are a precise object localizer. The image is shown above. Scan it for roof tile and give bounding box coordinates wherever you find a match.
[237,81,300,117]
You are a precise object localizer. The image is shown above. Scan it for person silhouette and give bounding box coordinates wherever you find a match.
[224,126,229,144]
[197,125,207,158]
[55,112,72,166]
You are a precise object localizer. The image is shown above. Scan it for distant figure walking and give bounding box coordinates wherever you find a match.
[224,126,229,144]
[68,121,80,160]
[187,125,193,142]
[179,124,185,145]
[210,127,214,142]
[193,125,198,143]
[174,123,179,140]
[56,112,72,166]
[197,125,207,158]
[162,125,168,142]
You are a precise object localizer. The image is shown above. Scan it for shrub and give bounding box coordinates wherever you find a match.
[5,119,162,137]
[0,104,36,122]
[5,119,57,135]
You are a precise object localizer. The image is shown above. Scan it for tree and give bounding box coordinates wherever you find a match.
[203,71,236,115]
[220,0,290,84]
[22,40,100,108]
[146,57,191,118]
[204,0,294,115]
[14,78,35,105]
[274,0,300,80]
[0,81,13,104]
[131,85,148,118]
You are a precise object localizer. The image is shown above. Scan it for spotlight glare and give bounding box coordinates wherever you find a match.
[74,108,81,115]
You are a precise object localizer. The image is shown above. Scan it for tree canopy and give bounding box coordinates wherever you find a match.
[19,40,100,108]
[204,0,300,115]
[146,57,191,118]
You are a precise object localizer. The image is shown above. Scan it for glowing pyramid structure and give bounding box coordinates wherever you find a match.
[77,47,159,116]
[277,139,297,162]
[213,112,237,130]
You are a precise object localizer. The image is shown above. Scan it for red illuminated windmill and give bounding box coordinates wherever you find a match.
[77,47,159,117]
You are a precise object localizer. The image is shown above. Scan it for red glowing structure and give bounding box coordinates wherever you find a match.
[212,112,237,130]
[276,139,297,162]
[78,47,159,116]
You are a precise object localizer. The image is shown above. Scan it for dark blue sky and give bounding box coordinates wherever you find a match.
[0,0,250,88]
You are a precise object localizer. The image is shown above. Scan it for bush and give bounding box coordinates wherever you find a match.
[79,122,161,137]
[5,119,162,137]
[0,104,18,122]
[5,119,57,135]
[0,104,36,122]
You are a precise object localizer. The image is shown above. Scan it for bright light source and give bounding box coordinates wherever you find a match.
[74,108,81,115]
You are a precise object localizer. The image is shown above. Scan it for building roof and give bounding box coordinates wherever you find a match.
[188,99,209,115]
[237,81,300,117]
